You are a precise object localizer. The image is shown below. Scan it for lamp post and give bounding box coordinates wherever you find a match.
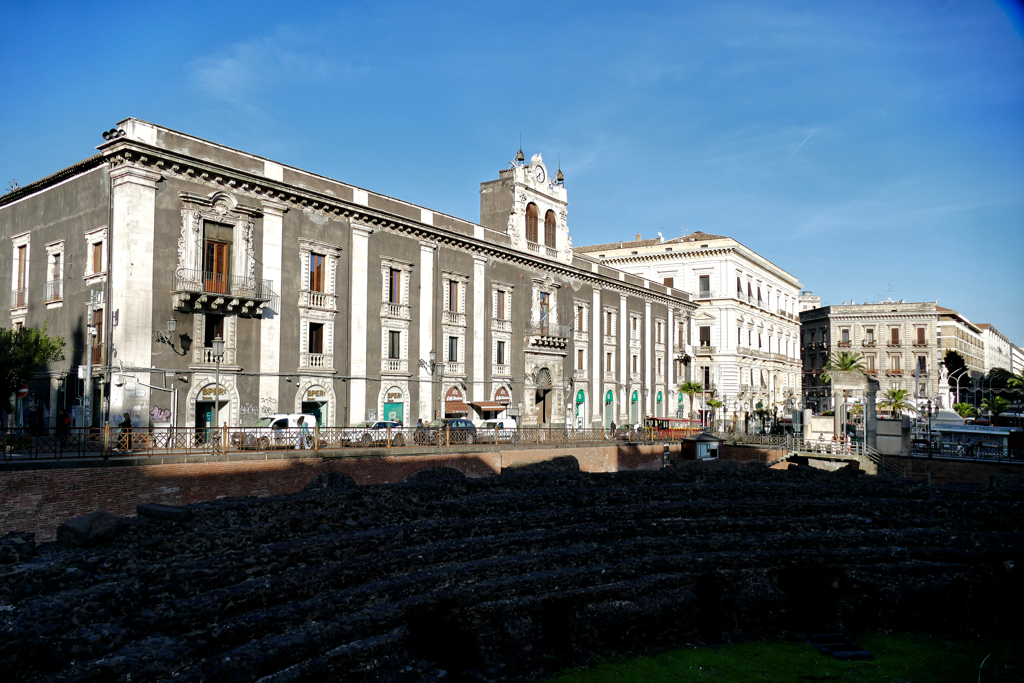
[949,368,967,407]
[212,335,224,432]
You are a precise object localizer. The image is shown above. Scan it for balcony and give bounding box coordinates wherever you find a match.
[604,334,617,347]
[492,318,512,333]
[493,364,511,377]
[381,358,408,374]
[298,289,337,311]
[527,322,569,350]
[380,302,411,319]
[887,369,903,376]
[301,352,333,369]
[697,289,714,299]
[695,345,716,355]
[838,341,851,347]
[444,361,466,376]
[912,341,928,347]
[888,340,902,347]
[862,340,876,347]
[171,268,275,318]
[197,346,237,366]
[10,288,26,309]
[526,241,541,253]
[778,308,786,317]
[443,310,466,326]
[546,247,558,258]
[44,280,62,303]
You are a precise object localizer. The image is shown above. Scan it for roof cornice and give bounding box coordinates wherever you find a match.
[97,139,696,312]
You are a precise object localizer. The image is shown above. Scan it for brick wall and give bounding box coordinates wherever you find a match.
[1,445,665,542]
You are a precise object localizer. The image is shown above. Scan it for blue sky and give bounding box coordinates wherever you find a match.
[2,1,1022,341]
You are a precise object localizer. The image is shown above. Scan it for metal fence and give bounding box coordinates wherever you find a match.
[0,425,695,461]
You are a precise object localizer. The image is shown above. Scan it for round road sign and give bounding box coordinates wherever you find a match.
[16,384,29,398]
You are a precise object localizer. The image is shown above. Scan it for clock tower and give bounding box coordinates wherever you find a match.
[479,152,571,264]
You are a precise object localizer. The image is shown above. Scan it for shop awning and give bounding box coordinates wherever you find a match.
[468,401,507,411]
[445,401,470,414]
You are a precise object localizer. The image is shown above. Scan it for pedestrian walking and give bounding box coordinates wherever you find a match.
[296,416,310,450]
[119,412,133,451]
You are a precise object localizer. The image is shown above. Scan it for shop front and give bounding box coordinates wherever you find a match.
[301,385,330,427]
[574,389,586,428]
[382,386,405,425]
[444,386,469,418]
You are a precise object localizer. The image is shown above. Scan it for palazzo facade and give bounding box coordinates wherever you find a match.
[1,118,695,430]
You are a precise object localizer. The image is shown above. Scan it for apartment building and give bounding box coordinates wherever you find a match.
[574,231,802,428]
[800,301,942,411]
[0,118,695,430]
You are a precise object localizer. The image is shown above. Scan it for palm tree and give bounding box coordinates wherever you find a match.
[981,396,1009,422]
[820,351,866,384]
[879,388,915,417]
[706,398,723,431]
[1008,371,1024,389]
[679,381,703,422]
[953,402,978,419]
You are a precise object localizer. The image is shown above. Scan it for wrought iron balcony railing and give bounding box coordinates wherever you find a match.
[44,280,62,303]
[10,288,26,309]
[171,268,275,317]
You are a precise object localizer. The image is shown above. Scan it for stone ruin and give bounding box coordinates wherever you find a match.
[0,460,1021,682]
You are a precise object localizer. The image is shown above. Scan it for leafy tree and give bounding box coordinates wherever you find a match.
[953,402,978,419]
[981,396,1009,421]
[0,324,65,412]
[878,388,915,417]
[819,351,865,384]
[679,381,703,422]
[1009,371,1024,389]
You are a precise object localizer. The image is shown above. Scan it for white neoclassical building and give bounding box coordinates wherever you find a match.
[575,231,803,428]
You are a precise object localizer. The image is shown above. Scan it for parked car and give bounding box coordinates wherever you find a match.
[341,421,405,447]
[421,418,478,445]
[474,419,517,443]
[232,414,317,450]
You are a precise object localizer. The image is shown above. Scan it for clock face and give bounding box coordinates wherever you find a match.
[533,165,545,183]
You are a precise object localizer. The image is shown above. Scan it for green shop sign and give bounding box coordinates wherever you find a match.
[631,390,639,402]
[605,390,614,403]
[576,390,586,404]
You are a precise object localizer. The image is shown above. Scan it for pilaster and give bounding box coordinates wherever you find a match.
[108,165,161,426]
[472,255,487,402]
[258,199,288,417]
[349,224,372,424]
[419,240,437,421]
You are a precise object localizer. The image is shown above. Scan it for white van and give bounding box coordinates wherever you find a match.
[474,418,517,443]
[232,413,317,450]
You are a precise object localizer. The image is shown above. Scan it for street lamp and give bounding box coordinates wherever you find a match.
[212,335,224,431]
[418,350,439,419]
[950,368,967,407]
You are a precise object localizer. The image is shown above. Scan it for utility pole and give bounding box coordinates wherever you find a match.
[84,291,98,428]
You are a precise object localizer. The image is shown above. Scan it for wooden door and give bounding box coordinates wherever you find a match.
[205,241,229,294]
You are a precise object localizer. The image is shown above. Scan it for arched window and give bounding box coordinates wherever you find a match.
[544,210,556,248]
[526,203,539,244]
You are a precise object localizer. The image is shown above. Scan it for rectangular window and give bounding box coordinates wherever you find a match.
[841,328,850,343]
[866,355,876,371]
[917,356,927,373]
[389,268,402,304]
[606,312,613,336]
[663,277,674,288]
[703,366,711,389]
[309,253,325,292]
[388,330,401,359]
[15,245,27,306]
[91,242,103,275]
[632,355,638,373]
[632,316,637,331]
[890,355,901,371]
[497,290,506,319]
[577,305,584,332]
[866,327,875,343]
[577,349,584,370]
[656,321,662,343]
[204,241,230,294]
[917,327,926,345]
[657,357,662,375]
[891,327,900,345]
[678,325,685,347]
[758,333,762,348]
[606,352,613,371]
[539,292,550,334]
[448,280,458,311]
[448,336,458,362]
[497,340,506,365]
[204,315,224,347]
[91,308,104,363]
[699,326,711,347]
[309,323,324,354]
[699,274,710,296]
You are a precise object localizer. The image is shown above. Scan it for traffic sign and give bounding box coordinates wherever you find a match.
[16,384,29,398]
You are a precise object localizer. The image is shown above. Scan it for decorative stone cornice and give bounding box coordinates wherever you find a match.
[96,136,696,311]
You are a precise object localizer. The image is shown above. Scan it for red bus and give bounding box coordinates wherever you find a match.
[644,416,702,439]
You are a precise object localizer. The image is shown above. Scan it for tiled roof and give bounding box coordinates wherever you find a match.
[0,154,106,208]
[574,230,728,254]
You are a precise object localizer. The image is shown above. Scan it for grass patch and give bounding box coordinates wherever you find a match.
[544,632,1022,683]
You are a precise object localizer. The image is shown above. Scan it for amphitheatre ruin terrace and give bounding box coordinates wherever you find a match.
[1,459,1021,682]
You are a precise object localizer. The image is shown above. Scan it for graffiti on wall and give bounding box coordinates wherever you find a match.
[260,397,277,417]
[151,406,172,422]
[240,403,258,417]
